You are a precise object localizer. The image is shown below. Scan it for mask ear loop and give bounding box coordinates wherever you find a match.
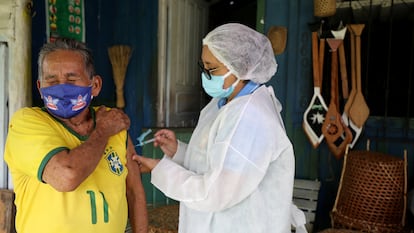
[89,76,96,100]
[223,71,240,90]
[231,78,241,88]
[222,71,232,79]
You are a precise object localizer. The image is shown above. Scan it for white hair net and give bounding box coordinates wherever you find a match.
[202,23,278,84]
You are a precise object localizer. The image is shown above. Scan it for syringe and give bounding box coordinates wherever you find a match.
[136,137,155,147]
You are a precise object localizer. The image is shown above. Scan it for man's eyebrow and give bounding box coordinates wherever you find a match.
[64,72,81,78]
[43,74,57,80]
[43,73,82,81]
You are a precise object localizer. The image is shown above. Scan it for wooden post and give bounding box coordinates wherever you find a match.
[0,189,15,233]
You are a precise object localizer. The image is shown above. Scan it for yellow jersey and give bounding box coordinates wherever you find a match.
[5,107,129,233]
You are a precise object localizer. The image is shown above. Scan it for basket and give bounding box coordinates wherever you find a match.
[314,0,336,17]
[147,205,179,233]
[331,150,407,233]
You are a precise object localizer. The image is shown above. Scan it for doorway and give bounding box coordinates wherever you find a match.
[0,42,10,188]
[208,0,257,31]
[156,0,259,128]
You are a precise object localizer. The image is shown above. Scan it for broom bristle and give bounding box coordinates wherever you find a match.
[108,45,133,108]
[108,45,132,86]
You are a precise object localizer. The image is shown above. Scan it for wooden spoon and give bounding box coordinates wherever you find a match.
[348,24,370,128]
[342,25,357,125]
[343,24,362,149]
[322,38,344,143]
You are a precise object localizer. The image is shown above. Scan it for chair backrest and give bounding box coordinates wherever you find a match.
[293,179,321,232]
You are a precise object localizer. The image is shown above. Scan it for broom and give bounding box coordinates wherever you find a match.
[108,45,132,109]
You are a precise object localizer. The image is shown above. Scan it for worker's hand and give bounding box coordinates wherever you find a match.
[132,155,160,173]
[154,129,178,157]
[94,106,130,138]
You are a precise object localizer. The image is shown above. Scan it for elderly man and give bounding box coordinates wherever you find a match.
[5,38,148,233]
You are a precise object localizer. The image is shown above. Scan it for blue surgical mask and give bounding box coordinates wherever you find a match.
[40,83,92,119]
[201,71,240,98]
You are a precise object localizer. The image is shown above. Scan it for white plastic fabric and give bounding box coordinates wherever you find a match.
[151,86,298,233]
[202,23,278,84]
[291,203,308,233]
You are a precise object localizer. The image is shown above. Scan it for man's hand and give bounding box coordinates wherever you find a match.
[94,106,130,138]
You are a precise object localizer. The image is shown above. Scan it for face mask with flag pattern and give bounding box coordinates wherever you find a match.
[40,83,92,119]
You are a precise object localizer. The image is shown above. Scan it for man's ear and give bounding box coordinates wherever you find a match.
[91,75,102,97]
[36,80,42,98]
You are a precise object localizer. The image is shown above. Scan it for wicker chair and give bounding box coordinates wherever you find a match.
[321,149,407,233]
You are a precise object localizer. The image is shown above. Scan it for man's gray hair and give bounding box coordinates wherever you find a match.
[38,38,95,80]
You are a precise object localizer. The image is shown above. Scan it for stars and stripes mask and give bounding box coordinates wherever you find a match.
[40,83,92,119]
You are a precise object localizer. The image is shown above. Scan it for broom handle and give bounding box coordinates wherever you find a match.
[116,89,125,108]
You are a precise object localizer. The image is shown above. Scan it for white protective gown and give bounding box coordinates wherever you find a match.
[151,85,296,233]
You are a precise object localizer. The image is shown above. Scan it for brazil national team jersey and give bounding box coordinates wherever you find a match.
[4,107,129,233]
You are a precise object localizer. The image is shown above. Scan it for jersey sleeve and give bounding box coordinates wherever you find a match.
[5,108,72,182]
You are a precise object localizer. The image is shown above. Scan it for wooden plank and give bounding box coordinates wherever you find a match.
[293,188,319,201]
[294,179,321,190]
[0,189,15,233]
[304,211,316,222]
[293,198,318,212]
[0,43,9,188]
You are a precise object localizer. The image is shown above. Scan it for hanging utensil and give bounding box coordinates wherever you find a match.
[318,23,326,87]
[331,24,349,102]
[322,38,344,144]
[345,24,363,148]
[324,38,353,159]
[348,24,370,128]
[303,23,328,148]
[332,23,360,149]
[327,119,353,159]
[342,25,356,126]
